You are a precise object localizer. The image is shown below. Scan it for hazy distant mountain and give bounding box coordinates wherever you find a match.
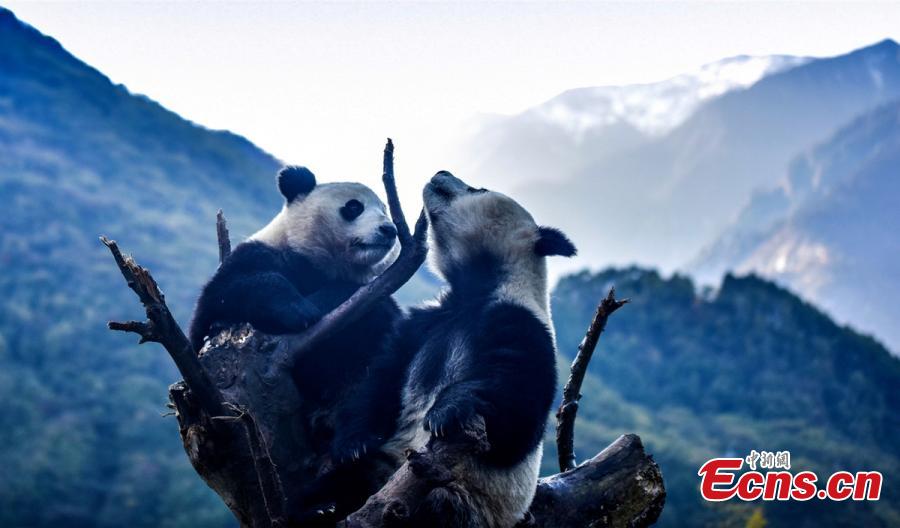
[465,39,900,274]
[454,55,806,191]
[690,100,900,352]
[518,55,808,138]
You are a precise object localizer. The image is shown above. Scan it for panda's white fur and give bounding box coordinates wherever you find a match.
[424,175,552,327]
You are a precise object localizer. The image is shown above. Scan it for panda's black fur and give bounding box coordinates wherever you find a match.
[333,171,576,527]
[188,238,399,399]
[188,166,402,521]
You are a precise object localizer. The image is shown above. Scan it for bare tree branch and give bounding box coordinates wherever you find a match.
[217,209,232,264]
[266,139,428,376]
[382,138,412,246]
[556,287,629,472]
[103,236,284,526]
[101,235,226,417]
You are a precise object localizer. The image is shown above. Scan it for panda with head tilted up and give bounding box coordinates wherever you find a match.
[189,166,401,401]
[334,171,576,527]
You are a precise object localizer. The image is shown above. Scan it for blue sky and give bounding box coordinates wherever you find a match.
[7,1,900,205]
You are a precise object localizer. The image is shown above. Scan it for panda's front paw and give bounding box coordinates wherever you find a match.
[331,432,383,465]
[424,402,478,438]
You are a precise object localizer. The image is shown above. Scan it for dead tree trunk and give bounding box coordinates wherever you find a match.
[104,139,665,527]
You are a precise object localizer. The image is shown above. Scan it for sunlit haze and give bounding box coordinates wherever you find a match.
[7,1,900,218]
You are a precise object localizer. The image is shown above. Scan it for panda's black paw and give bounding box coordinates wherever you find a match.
[424,402,478,438]
[331,432,383,465]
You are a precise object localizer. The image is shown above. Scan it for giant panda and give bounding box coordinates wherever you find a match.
[189,166,401,393]
[189,166,404,521]
[334,170,576,527]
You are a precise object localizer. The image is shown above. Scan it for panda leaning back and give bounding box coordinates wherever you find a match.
[334,171,577,528]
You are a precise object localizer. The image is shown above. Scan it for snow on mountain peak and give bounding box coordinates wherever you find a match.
[532,55,809,139]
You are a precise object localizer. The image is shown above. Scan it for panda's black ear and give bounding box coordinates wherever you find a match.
[278,166,316,202]
[535,226,577,257]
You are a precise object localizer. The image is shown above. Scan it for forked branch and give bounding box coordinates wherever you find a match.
[101,235,226,417]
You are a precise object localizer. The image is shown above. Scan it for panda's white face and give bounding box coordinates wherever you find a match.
[423,171,576,321]
[253,181,400,283]
[423,171,539,279]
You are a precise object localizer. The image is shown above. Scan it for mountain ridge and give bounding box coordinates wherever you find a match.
[0,6,270,159]
[531,54,809,138]
[690,98,900,352]
[506,37,900,276]
[451,52,809,193]
[1,8,284,525]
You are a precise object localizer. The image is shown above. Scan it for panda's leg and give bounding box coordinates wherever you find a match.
[331,326,418,464]
[418,453,541,528]
[225,272,323,333]
[423,381,487,438]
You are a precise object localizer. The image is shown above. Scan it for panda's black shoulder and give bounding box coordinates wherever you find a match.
[220,241,284,272]
[394,302,448,350]
[220,240,320,279]
[476,302,555,355]
[405,303,447,329]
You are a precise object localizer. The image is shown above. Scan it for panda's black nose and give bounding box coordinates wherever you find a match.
[378,223,398,240]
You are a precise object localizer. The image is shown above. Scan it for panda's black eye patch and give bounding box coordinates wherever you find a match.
[340,199,365,221]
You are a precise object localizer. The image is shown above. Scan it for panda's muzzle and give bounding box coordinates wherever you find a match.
[428,171,467,202]
[425,171,487,207]
[352,222,397,250]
